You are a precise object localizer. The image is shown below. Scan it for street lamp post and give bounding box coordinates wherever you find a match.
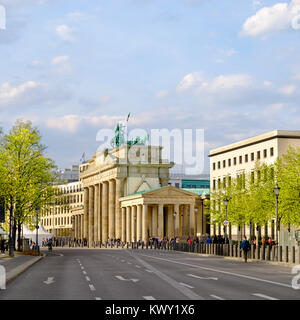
[273,184,280,245]
[223,198,229,244]
[195,206,198,239]
[173,211,177,239]
[134,215,137,247]
[35,208,40,252]
[181,207,184,237]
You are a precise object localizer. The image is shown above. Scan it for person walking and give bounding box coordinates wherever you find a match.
[240,236,251,263]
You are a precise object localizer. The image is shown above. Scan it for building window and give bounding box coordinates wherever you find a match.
[251,152,254,161]
[223,160,226,168]
[218,179,221,189]
[233,157,237,165]
[228,159,231,167]
[213,163,216,170]
[245,154,248,163]
[239,156,242,164]
[270,147,274,157]
[264,149,267,158]
[223,177,226,188]
[213,180,216,190]
[218,161,221,169]
[257,151,261,160]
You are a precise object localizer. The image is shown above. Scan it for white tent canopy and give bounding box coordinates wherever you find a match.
[23,223,53,244]
[0,227,7,235]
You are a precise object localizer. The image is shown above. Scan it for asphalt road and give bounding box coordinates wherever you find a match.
[0,248,299,300]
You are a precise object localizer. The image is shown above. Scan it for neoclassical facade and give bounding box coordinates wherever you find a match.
[75,144,208,244]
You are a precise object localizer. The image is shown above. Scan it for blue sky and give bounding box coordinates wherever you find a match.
[0,0,300,173]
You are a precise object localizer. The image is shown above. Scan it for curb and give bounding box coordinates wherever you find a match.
[6,255,44,284]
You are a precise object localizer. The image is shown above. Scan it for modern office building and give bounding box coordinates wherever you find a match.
[209,130,300,241]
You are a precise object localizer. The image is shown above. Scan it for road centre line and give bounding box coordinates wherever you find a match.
[89,284,96,291]
[252,293,279,300]
[210,294,225,300]
[137,254,292,289]
[143,296,156,300]
[179,282,194,289]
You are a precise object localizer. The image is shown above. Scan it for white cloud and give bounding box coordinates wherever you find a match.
[0,81,70,109]
[177,72,254,94]
[155,90,169,99]
[51,55,72,75]
[176,72,205,92]
[279,84,296,94]
[56,24,75,42]
[241,0,300,37]
[0,81,40,106]
[45,114,125,133]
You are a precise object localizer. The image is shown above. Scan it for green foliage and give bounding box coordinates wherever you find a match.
[210,147,300,228]
[0,119,57,229]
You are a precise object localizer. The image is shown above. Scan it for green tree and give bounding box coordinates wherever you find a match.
[0,120,57,255]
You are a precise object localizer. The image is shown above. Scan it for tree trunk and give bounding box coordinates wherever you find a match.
[17,221,22,251]
[12,220,17,251]
[8,200,14,257]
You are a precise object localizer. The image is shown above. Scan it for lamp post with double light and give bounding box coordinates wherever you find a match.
[273,184,280,245]
[223,197,229,244]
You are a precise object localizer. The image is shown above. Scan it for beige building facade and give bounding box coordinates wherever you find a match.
[209,130,300,239]
[41,181,83,237]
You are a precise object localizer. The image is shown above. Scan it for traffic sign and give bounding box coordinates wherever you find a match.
[224,220,229,226]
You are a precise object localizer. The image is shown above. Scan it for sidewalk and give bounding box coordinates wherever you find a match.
[0,252,43,284]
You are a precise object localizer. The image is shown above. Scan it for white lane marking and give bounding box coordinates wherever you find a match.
[138,254,293,289]
[187,274,218,281]
[89,284,96,291]
[143,296,156,300]
[179,282,194,289]
[252,293,279,300]
[210,294,225,300]
[145,269,153,273]
[81,266,84,270]
[82,271,87,275]
[128,252,203,300]
[135,265,141,268]
[127,262,132,265]
[95,297,102,300]
[85,276,91,282]
[43,277,55,285]
[115,276,139,283]
[121,260,125,262]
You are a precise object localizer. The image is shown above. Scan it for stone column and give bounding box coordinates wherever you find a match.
[76,215,79,239]
[142,204,148,242]
[89,186,94,245]
[189,204,195,236]
[174,203,179,237]
[131,206,137,242]
[83,187,89,239]
[137,204,142,242]
[94,184,99,243]
[126,206,131,243]
[108,180,116,239]
[167,205,173,238]
[121,207,126,242]
[152,206,158,238]
[184,205,189,236]
[158,204,164,238]
[102,182,108,242]
[115,178,123,240]
[98,183,102,243]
